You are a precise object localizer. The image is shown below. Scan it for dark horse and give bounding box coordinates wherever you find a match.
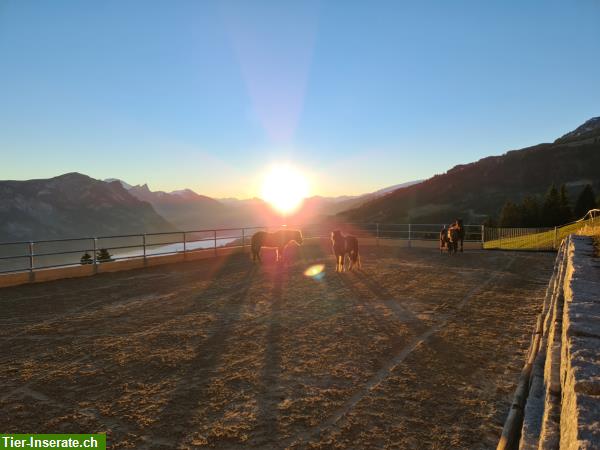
[331,230,361,272]
[251,229,303,263]
[454,219,465,252]
[439,226,449,253]
[447,226,459,254]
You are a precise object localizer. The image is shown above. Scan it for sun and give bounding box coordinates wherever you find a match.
[261,164,309,214]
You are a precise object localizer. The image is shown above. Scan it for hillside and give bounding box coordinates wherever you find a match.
[0,173,177,241]
[340,117,600,224]
[128,184,229,230]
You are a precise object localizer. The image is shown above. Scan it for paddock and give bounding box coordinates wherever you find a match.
[0,243,555,449]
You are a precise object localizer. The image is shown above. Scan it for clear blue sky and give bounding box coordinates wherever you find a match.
[1,0,599,197]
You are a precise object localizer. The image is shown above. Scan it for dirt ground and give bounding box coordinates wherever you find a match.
[0,244,556,449]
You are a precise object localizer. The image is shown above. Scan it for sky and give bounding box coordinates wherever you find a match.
[1,0,599,198]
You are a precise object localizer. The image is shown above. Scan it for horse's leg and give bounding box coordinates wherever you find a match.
[252,243,260,262]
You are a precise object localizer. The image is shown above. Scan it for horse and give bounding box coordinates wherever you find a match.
[344,234,361,270]
[331,230,346,272]
[251,229,303,263]
[331,230,361,272]
[439,226,449,254]
[447,226,460,254]
[455,219,465,252]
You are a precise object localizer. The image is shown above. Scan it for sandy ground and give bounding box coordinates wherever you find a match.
[0,244,555,449]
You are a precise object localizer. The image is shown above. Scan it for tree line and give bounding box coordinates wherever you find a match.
[491,184,598,228]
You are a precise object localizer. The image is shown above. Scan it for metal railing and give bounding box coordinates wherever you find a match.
[484,211,600,251]
[0,223,485,274]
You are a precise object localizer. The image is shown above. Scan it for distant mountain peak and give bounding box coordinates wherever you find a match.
[104,178,133,190]
[170,188,200,199]
[555,116,600,144]
[57,172,92,181]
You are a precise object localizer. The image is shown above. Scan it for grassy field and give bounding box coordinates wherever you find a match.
[0,244,555,449]
[483,216,600,251]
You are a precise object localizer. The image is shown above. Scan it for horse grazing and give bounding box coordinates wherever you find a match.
[331,230,361,272]
[251,229,303,263]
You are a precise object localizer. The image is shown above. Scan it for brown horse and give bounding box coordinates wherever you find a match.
[344,234,361,270]
[447,226,460,254]
[251,229,303,263]
[331,230,361,271]
[454,219,465,252]
[331,230,346,272]
[439,226,449,254]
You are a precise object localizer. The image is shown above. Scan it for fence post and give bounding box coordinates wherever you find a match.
[408,223,412,248]
[481,225,485,246]
[214,230,217,256]
[553,226,558,250]
[28,241,34,281]
[143,234,147,264]
[183,232,187,258]
[376,223,380,246]
[241,228,245,252]
[93,238,98,273]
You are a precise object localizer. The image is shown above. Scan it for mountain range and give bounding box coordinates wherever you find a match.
[118,179,423,231]
[0,171,419,241]
[0,173,176,241]
[1,117,598,241]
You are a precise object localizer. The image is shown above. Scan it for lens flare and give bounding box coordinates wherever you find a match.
[304,264,325,279]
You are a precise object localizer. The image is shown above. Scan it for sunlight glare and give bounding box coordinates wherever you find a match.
[261,164,309,214]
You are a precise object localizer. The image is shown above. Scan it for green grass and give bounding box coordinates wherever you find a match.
[484,218,599,251]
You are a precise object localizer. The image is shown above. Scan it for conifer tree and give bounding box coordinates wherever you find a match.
[518,196,540,227]
[542,184,561,226]
[96,248,113,263]
[558,184,572,224]
[80,252,93,265]
[499,201,521,227]
[574,184,597,219]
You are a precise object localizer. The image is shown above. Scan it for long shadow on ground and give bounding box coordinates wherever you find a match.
[141,264,258,449]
